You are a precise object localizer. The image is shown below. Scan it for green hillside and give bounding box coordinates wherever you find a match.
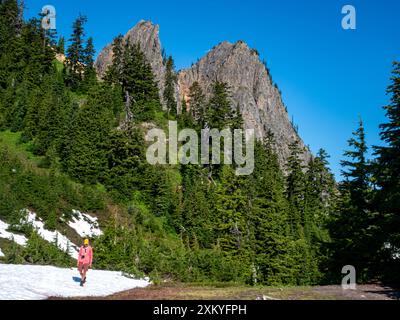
[1,0,399,285]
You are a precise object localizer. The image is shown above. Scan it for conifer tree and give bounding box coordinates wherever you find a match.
[34,73,71,155]
[178,164,215,247]
[105,40,160,122]
[214,165,248,253]
[247,135,292,284]
[373,61,400,282]
[164,55,177,117]
[105,125,146,200]
[304,149,335,240]
[329,119,375,281]
[340,119,371,209]
[65,15,87,89]
[285,140,306,236]
[57,36,65,54]
[0,0,19,55]
[374,62,400,216]
[188,81,206,128]
[206,81,236,130]
[104,35,124,85]
[81,37,97,89]
[63,84,115,183]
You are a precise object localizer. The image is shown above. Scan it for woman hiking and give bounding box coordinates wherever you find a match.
[77,238,93,287]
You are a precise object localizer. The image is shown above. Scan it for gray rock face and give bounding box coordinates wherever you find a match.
[96,21,311,167]
[95,20,178,109]
[178,41,311,166]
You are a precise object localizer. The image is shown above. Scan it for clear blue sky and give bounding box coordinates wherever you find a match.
[24,0,400,180]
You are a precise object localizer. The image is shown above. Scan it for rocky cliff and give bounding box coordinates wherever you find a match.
[94,20,179,109]
[95,21,311,167]
[178,40,311,165]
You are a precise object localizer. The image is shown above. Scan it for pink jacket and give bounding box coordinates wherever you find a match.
[77,245,93,266]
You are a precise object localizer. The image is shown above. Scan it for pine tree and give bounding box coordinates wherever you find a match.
[33,73,71,155]
[105,40,161,123]
[104,35,124,85]
[81,37,97,90]
[186,82,205,127]
[57,36,65,54]
[65,15,87,89]
[340,119,371,209]
[374,62,400,215]
[164,55,177,117]
[285,140,306,237]
[304,149,335,240]
[0,13,55,131]
[177,97,196,128]
[206,81,236,130]
[178,164,215,247]
[247,135,293,284]
[328,119,376,282]
[0,0,19,55]
[105,125,146,200]
[373,61,400,282]
[214,165,248,253]
[63,84,115,183]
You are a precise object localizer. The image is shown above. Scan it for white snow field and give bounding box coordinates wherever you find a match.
[0,219,28,246]
[68,210,103,238]
[0,209,104,260]
[21,210,79,259]
[0,264,150,300]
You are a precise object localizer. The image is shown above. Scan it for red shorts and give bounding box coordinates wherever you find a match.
[78,262,89,273]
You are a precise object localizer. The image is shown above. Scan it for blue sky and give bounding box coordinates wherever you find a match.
[24,0,400,180]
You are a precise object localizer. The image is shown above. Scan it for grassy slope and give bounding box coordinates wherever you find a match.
[0,129,182,261]
[0,130,43,166]
[0,130,102,238]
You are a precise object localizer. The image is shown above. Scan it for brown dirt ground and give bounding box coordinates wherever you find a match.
[49,282,400,300]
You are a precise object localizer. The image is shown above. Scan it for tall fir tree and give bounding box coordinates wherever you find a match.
[177,164,215,247]
[81,37,97,90]
[328,119,376,282]
[247,135,294,284]
[65,15,87,90]
[206,81,237,130]
[105,40,160,123]
[373,61,400,282]
[285,140,306,237]
[57,36,65,54]
[63,84,116,183]
[187,81,206,128]
[163,55,177,117]
[104,35,124,85]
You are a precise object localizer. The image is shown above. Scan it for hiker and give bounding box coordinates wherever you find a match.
[77,238,93,287]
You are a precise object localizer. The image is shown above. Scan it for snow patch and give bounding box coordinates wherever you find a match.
[68,210,102,238]
[21,210,79,259]
[0,264,150,300]
[0,248,4,258]
[0,219,28,246]
[1,208,104,261]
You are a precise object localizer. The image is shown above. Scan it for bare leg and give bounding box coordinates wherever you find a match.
[78,265,85,286]
[82,268,87,283]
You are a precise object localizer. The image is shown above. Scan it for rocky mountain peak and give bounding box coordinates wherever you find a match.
[95,20,170,108]
[178,40,311,166]
[95,20,311,167]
